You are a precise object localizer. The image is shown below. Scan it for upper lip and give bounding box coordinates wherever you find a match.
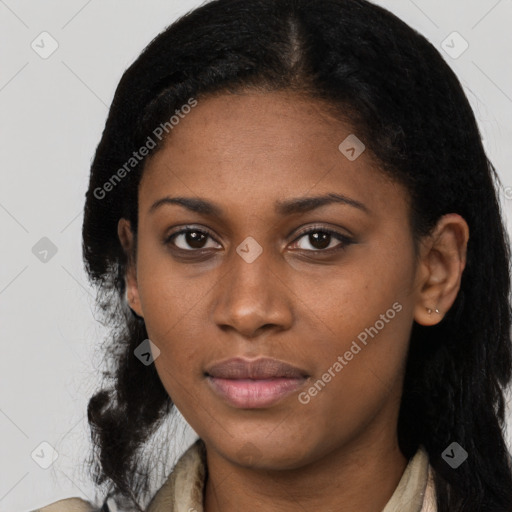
[205,357,309,379]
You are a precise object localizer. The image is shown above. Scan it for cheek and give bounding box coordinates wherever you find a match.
[293,239,415,421]
[295,301,412,451]
[134,243,210,388]
[135,235,206,334]
[289,238,415,351]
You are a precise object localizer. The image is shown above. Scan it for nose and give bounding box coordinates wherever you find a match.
[211,244,294,339]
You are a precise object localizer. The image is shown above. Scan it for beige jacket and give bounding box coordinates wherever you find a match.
[33,440,437,512]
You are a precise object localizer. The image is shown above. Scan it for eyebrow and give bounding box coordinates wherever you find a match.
[148,193,369,217]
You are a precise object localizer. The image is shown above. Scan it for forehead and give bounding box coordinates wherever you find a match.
[139,91,408,220]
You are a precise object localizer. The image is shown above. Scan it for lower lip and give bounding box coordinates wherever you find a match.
[206,376,307,408]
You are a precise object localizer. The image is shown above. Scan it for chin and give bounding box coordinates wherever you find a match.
[217,434,318,471]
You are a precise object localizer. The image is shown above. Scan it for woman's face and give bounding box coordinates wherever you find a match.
[123,90,425,469]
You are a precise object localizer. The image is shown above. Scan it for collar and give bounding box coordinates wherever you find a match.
[146,439,437,512]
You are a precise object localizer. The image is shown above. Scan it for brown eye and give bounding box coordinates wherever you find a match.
[291,228,352,252]
[306,231,332,250]
[166,227,221,251]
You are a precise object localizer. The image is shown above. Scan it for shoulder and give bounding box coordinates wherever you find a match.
[31,497,96,512]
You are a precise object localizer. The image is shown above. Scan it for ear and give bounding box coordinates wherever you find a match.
[118,218,144,318]
[414,213,469,326]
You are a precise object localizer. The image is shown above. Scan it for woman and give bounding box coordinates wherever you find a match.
[33,0,512,510]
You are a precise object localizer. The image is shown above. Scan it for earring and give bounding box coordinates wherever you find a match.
[426,307,441,314]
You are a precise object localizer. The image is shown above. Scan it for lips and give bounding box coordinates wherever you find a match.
[205,357,309,380]
[205,357,309,408]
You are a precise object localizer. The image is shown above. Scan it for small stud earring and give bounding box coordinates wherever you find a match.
[426,307,441,315]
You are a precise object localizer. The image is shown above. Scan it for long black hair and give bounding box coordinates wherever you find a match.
[82,0,512,510]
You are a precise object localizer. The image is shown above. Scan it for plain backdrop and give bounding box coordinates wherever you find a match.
[1,0,512,510]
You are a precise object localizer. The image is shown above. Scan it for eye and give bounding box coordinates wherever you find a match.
[165,226,221,251]
[290,227,352,252]
[164,225,353,253]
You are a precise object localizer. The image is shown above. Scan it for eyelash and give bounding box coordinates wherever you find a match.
[164,225,353,254]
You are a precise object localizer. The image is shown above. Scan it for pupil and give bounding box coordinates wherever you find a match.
[310,232,330,249]
[187,231,206,248]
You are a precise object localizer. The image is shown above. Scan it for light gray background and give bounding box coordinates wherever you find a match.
[1,0,511,510]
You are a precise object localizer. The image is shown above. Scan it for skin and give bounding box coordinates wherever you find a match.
[118,90,469,512]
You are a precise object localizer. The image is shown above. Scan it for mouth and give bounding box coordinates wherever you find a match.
[204,357,309,409]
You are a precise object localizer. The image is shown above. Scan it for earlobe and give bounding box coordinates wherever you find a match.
[117,218,144,319]
[414,213,469,327]
[415,305,443,326]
